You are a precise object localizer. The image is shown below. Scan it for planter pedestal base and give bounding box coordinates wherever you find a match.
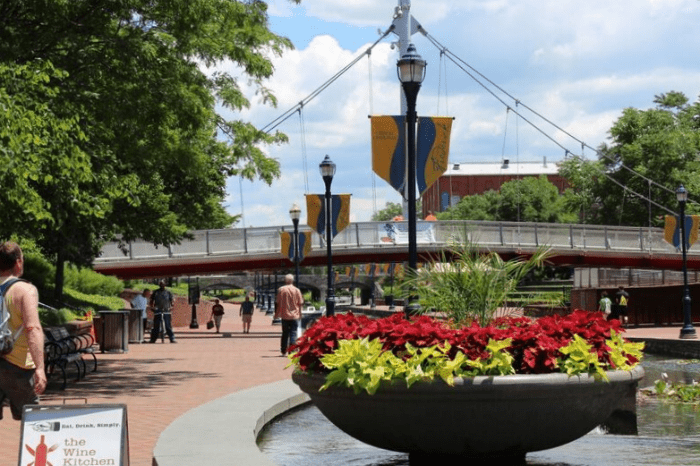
[293,366,644,459]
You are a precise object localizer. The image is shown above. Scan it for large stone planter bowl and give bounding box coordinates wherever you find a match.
[293,366,644,459]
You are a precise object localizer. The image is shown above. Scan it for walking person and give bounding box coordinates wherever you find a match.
[274,274,303,355]
[131,288,151,341]
[239,294,254,334]
[0,242,46,420]
[615,286,630,325]
[210,299,225,333]
[599,291,612,320]
[149,281,177,343]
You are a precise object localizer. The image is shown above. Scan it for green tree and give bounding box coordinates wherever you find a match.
[372,202,404,221]
[371,201,422,222]
[437,176,575,223]
[498,176,574,223]
[437,190,499,221]
[589,91,700,226]
[0,0,297,298]
[558,157,606,224]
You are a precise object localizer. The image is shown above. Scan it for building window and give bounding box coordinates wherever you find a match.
[441,192,450,211]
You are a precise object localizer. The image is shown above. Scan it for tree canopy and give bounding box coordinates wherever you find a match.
[437,176,576,224]
[561,91,700,226]
[0,0,297,297]
[371,201,422,221]
[372,202,404,222]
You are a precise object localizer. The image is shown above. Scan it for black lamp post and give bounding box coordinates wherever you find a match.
[677,185,697,339]
[397,43,426,318]
[320,155,337,317]
[290,202,302,288]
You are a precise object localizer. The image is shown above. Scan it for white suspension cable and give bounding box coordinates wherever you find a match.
[419,27,685,215]
[262,25,394,134]
[298,107,310,193]
[367,49,378,214]
[239,176,246,228]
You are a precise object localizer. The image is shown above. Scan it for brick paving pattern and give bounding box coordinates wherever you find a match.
[0,303,289,466]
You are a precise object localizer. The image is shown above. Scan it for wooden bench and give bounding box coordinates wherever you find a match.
[44,326,97,389]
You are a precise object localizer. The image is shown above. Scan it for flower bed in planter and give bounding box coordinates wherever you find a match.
[288,311,645,459]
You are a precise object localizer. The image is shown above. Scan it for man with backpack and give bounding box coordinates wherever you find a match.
[0,242,46,420]
[615,285,630,325]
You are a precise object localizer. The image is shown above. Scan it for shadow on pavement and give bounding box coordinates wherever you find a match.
[42,358,220,400]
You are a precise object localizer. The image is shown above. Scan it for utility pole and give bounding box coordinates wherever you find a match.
[392,0,423,219]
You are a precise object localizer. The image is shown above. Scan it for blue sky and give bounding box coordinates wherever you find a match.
[215,0,700,228]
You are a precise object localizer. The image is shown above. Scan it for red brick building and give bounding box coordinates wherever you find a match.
[422,158,568,218]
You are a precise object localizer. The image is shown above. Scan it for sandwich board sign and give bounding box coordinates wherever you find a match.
[18,404,129,466]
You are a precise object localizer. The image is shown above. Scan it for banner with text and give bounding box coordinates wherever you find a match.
[371,115,406,197]
[379,221,436,244]
[20,404,129,466]
[416,116,453,195]
[372,115,452,198]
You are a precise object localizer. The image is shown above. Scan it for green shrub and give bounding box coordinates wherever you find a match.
[64,265,123,296]
[62,288,125,313]
[3,237,55,290]
[39,307,80,327]
[22,251,55,290]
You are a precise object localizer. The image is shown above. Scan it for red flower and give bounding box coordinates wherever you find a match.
[288,310,632,374]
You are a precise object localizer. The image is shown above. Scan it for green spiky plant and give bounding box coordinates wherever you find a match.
[403,243,552,326]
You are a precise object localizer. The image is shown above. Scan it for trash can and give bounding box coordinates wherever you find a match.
[127,308,144,343]
[99,310,130,353]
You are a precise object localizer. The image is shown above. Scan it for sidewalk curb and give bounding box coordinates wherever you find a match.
[153,379,308,466]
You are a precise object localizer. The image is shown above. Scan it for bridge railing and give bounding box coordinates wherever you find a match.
[95,220,688,263]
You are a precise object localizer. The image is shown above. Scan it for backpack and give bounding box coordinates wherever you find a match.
[0,278,23,355]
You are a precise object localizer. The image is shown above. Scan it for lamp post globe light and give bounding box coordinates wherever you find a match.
[320,155,337,317]
[397,43,426,318]
[677,185,697,339]
[289,202,302,288]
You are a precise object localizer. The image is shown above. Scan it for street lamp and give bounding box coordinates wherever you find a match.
[289,202,302,288]
[677,185,697,339]
[397,43,426,318]
[320,155,337,317]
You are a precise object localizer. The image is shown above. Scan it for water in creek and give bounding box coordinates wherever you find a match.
[258,357,700,466]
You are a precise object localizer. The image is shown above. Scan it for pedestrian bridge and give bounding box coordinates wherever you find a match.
[93,220,700,279]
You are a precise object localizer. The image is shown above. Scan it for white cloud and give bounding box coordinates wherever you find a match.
[210,0,700,227]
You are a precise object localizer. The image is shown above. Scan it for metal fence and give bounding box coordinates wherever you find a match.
[95,220,688,264]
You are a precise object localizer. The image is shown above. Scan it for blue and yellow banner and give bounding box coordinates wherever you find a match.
[371,116,406,196]
[368,263,377,277]
[280,231,313,262]
[417,117,452,196]
[306,194,351,239]
[664,215,700,249]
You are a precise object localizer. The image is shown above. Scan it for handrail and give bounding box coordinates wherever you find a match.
[94,220,693,265]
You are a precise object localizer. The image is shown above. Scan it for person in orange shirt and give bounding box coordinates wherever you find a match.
[274,274,304,354]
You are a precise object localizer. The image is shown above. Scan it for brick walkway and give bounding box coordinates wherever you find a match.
[0,303,289,466]
[1,304,697,466]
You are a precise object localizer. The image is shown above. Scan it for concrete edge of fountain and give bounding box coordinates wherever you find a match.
[153,379,309,466]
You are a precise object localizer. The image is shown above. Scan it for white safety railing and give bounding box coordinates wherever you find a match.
[94,220,691,265]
